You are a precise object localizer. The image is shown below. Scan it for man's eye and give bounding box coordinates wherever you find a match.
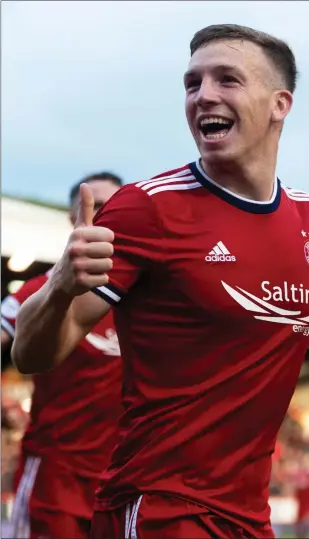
[221,75,238,84]
[185,80,200,90]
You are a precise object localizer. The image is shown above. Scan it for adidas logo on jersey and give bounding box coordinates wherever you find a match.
[205,241,236,262]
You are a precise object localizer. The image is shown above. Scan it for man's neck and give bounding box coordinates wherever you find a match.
[200,154,277,202]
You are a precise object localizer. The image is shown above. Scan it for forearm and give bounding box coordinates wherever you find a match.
[12,279,77,374]
[11,201,114,374]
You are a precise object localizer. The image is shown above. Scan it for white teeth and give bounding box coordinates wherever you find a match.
[205,131,228,140]
[200,117,231,126]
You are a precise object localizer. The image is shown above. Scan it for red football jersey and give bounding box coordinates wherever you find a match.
[92,162,309,530]
[1,272,123,515]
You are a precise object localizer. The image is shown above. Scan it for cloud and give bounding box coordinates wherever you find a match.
[3,1,309,203]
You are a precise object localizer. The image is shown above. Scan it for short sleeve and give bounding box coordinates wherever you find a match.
[1,274,48,338]
[92,184,164,305]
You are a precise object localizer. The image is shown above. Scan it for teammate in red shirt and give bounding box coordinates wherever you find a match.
[1,172,124,539]
[12,24,309,538]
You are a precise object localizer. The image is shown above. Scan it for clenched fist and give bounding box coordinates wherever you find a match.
[52,183,114,297]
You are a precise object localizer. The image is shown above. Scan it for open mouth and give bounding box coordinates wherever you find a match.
[199,116,234,141]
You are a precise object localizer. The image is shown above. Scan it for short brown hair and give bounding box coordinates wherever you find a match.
[69,172,123,207]
[190,24,298,93]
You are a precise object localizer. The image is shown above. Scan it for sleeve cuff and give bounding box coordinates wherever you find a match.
[92,283,124,306]
[1,317,15,338]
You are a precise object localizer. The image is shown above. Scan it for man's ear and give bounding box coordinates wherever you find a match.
[271,89,293,123]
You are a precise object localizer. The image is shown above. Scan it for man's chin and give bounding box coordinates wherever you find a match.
[199,146,237,166]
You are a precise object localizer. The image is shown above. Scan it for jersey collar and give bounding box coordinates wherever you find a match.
[189,160,281,214]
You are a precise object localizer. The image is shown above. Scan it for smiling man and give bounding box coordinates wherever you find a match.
[12,24,309,539]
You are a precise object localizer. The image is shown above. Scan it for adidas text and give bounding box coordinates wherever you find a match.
[205,254,236,262]
[206,241,236,262]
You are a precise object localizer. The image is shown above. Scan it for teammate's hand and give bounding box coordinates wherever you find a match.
[53,183,114,297]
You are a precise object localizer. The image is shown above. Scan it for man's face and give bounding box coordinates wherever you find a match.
[184,39,292,168]
[70,179,120,225]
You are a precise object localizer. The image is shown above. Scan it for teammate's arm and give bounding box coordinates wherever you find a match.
[12,184,114,374]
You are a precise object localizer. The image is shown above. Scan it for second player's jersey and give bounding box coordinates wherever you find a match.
[1,273,123,479]
[92,161,309,530]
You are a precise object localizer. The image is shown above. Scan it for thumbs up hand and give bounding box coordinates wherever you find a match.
[75,182,96,228]
[53,184,114,297]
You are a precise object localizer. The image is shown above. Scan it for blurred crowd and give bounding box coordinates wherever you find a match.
[271,409,309,537]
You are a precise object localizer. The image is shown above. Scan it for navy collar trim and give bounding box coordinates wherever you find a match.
[189,160,281,215]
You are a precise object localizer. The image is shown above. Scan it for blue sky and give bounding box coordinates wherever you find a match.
[3,1,309,205]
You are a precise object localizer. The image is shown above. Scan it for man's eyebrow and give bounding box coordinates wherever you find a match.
[183,68,199,81]
[184,64,245,81]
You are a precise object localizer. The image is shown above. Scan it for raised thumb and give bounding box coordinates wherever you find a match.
[74,183,94,228]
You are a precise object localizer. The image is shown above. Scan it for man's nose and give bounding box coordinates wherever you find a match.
[196,79,220,107]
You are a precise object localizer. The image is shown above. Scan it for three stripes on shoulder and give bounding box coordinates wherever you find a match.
[136,169,200,197]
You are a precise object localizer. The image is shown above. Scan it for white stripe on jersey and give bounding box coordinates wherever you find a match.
[136,168,192,188]
[1,317,15,338]
[284,186,309,196]
[146,182,201,197]
[96,285,121,303]
[136,168,201,197]
[131,495,143,539]
[125,495,143,539]
[285,195,309,201]
[140,174,196,192]
[283,186,309,201]
[11,456,41,539]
